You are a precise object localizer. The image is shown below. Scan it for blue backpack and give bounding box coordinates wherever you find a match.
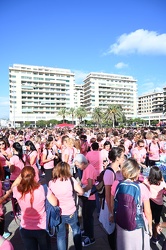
[114,181,145,231]
[43,184,61,236]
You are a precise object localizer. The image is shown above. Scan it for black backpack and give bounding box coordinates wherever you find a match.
[95,165,116,199]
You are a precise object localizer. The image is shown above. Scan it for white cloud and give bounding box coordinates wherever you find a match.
[138,81,166,96]
[115,62,128,69]
[72,70,88,84]
[107,29,166,55]
[0,97,9,119]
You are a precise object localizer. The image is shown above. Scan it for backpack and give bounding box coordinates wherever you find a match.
[95,165,116,199]
[43,184,61,236]
[114,181,145,231]
[149,142,160,151]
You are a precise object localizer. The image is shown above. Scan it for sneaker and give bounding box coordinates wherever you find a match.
[151,236,159,244]
[3,232,11,239]
[82,237,95,247]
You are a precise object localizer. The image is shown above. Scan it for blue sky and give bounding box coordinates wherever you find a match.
[0,0,166,119]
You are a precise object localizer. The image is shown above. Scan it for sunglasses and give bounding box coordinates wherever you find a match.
[0,142,5,146]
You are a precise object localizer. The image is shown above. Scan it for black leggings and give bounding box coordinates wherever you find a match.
[0,215,5,236]
[44,168,53,185]
[150,199,163,224]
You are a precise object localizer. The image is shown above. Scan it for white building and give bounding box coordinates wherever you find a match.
[74,84,84,107]
[83,72,137,118]
[137,91,164,124]
[9,64,75,126]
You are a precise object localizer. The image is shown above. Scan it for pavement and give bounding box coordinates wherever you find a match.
[3,179,166,250]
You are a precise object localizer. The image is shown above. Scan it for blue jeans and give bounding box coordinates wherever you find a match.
[19,227,51,250]
[56,210,82,250]
[82,200,96,239]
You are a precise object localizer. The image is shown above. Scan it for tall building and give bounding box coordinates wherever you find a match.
[9,64,75,126]
[138,91,164,123]
[83,72,137,118]
[74,84,84,107]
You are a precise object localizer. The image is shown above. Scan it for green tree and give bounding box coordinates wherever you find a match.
[58,108,67,123]
[68,107,75,124]
[104,104,123,128]
[92,107,103,128]
[75,107,87,124]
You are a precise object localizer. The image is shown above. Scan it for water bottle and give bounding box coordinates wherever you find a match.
[3,176,11,191]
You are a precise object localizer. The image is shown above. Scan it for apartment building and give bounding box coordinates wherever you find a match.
[9,64,75,126]
[83,72,137,118]
[74,84,84,107]
[137,91,164,123]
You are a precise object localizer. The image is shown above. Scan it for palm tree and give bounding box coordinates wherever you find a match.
[68,107,75,124]
[58,108,67,123]
[75,107,87,124]
[92,107,103,128]
[104,104,123,128]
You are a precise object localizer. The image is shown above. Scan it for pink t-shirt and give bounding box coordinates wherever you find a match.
[43,149,55,170]
[49,177,77,215]
[144,178,166,205]
[24,151,39,182]
[101,148,109,162]
[0,148,12,167]
[132,147,146,164]
[86,151,103,176]
[62,147,77,165]
[0,236,14,250]
[13,185,51,230]
[149,142,160,161]
[81,163,97,201]
[10,155,24,181]
[104,168,115,186]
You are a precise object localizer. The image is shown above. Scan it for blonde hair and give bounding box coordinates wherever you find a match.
[65,137,74,148]
[122,158,140,181]
[146,131,153,140]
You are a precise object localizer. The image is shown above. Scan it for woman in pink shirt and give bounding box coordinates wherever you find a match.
[25,140,39,182]
[148,135,161,167]
[0,137,12,179]
[49,161,83,250]
[42,138,59,185]
[7,142,25,182]
[144,166,166,243]
[111,158,152,250]
[74,154,97,247]
[0,164,12,237]
[62,138,77,176]
[12,166,57,250]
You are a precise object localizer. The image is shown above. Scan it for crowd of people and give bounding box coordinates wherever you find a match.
[0,125,166,249]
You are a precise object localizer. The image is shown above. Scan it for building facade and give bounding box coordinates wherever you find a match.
[137,91,164,124]
[83,72,137,118]
[9,64,75,126]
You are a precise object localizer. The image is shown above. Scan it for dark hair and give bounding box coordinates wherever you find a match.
[104,141,112,148]
[13,142,25,163]
[148,166,163,185]
[137,139,144,146]
[25,140,37,151]
[0,137,8,149]
[108,147,123,163]
[91,142,99,150]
